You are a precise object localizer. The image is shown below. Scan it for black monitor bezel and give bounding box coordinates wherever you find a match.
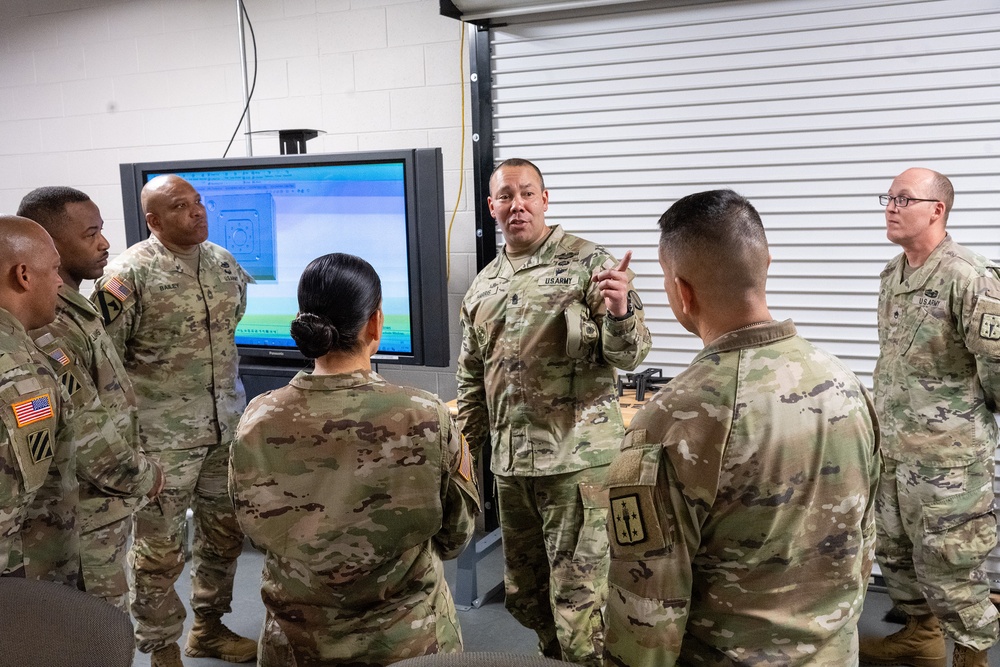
[118,148,450,367]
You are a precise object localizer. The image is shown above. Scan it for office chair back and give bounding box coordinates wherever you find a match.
[0,578,134,667]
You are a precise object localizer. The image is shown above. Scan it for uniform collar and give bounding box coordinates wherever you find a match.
[488,225,564,278]
[695,319,797,361]
[0,307,26,337]
[148,234,203,278]
[289,368,385,391]
[58,284,99,317]
[884,234,953,295]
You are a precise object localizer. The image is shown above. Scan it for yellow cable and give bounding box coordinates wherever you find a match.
[446,21,467,282]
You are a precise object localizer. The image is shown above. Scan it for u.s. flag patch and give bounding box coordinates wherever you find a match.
[102,275,132,302]
[12,393,54,428]
[48,347,71,366]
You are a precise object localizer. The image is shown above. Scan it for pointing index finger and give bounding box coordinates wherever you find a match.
[615,250,633,273]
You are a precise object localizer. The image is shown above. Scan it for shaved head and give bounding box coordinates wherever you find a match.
[0,216,63,329]
[658,189,770,303]
[140,174,208,250]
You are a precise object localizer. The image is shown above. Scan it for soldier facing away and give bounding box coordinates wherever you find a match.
[456,158,651,665]
[231,252,480,666]
[92,175,256,667]
[19,186,164,610]
[860,168,1000,667]
[0,216,78,585]
[604,189,880,666]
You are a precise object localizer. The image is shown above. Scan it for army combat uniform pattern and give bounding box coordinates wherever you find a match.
[457,225,651,665]
[30,284,156,609]
[93,236,251,653]
[231,369,480,667]
[605,321,880,667]
[873,235,1000,650]
[0,307,79,585]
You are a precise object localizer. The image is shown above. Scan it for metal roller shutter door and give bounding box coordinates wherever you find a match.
[488,0,1000,584]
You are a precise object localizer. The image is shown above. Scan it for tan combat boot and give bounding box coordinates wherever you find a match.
[184,615,257,663]
[858,613,946,667]
[952,644,990,667]
[150,643,184,667]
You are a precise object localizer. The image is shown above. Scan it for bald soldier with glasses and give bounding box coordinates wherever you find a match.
[861,168,1000,667]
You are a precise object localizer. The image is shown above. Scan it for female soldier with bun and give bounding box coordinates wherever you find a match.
[230,253,480,666]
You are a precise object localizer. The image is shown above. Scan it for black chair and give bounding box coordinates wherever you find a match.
[391,652,576,667]
[0,578,134,667]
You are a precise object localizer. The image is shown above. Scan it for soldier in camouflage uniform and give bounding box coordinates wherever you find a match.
[231,253,480,666]
[92,175,256,667]
[0,216,78,585]
[605,190,880,667]
[19,187,163,611]
[860,168,1000,667]
[457,158,651,665]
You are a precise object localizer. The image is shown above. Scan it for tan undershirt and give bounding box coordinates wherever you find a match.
[505,231,552,272]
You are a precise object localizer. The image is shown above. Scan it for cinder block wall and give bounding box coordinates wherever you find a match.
[0,0,476,399]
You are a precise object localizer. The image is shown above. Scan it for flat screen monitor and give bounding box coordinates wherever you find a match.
[119,149,450,367]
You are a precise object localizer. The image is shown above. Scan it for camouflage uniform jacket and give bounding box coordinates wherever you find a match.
[457,225,651,476]
[30,285,155,532]
[0,307,77,580]
[231,370,480,660]
[605,320,880,667]
[92,236,250,451]
[874,235,1000,466]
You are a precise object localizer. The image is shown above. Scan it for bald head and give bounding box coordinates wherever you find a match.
[658,189,770,303]
[894,167,954,220]
[141,174,209,251]
[0,216,63,330]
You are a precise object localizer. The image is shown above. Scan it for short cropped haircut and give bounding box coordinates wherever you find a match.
[658,189,770,294]
[490,158,545,191]
[16,186,91,233]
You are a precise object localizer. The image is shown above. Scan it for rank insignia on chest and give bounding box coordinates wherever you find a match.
[27,429,53,463]
[12,393,54,428]
[980,313,1000,340]
[612,494,646,546]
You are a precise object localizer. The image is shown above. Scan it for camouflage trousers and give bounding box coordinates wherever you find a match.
[130,444,245,653]
[496,466,610,667]
[876,456,1000,650]
[81,513,132,611]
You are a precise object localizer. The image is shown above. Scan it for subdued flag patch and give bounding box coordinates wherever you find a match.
[102,275,132,302]
[13,393,54,428]
[48,347,71,366]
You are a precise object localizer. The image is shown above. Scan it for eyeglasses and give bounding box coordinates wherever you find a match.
[879,195,940,208]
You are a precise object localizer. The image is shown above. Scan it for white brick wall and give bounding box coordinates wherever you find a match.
[0,0,476,398]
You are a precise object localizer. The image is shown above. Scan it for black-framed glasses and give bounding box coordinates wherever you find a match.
[879,195,940,208]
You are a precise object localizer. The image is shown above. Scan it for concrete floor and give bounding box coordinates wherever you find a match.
[130,542,1000,666]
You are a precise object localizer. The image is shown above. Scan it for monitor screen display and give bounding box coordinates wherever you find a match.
[119,149,449,367]
[155,162,413,355]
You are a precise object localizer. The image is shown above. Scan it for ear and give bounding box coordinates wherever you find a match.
[145,212,160,234]
[675,275,697,317]
[366,308,384,345]
[540,188,549,211]
[487,196,497,219]
[11,262,31,293]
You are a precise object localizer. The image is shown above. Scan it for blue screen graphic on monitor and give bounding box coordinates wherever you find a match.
[156,163,414,355]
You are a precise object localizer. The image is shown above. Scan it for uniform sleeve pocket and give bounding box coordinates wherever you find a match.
[607,432,671,557]
[574,482,611,564]
[966,295,1000,359]
[564,300,599,360]
[922,484,998,569]
[605,582,686,667]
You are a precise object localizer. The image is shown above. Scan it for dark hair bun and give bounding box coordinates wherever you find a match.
[290,312,339,359]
